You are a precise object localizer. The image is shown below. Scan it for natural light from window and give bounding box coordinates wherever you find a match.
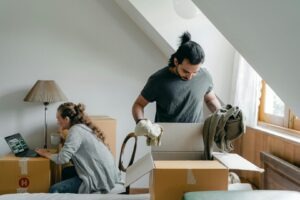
[264,84,285,117]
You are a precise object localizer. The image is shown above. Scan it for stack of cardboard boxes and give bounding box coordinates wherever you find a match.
[90,116,116,157]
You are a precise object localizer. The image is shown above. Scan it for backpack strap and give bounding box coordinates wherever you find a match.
[118,132,138,172]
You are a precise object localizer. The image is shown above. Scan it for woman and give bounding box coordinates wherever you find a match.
[36,102,120,193]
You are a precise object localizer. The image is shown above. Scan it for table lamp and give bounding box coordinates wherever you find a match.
[24,80,67,148]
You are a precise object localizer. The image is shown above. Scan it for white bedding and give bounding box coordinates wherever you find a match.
[0,193,150,200]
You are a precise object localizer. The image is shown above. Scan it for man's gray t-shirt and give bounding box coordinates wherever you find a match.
[141,66,213,122]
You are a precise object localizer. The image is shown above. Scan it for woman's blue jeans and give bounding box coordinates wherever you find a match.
[49,176,82,193]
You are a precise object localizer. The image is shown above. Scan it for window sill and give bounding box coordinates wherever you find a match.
[255,122,300,144]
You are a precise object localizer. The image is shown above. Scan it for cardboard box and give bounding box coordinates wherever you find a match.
[125,153,264,200]
[150,160,228,200]
[55,116,116,183]
[60,116,116,157]
[151,123,220,160]
[126,123,264,200]
[0,154,51,194]
[90,116,116,157]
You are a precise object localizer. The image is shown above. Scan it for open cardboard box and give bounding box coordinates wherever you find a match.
[125,152,264,200]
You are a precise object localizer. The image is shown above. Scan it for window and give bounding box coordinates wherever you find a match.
[258,81,300,131]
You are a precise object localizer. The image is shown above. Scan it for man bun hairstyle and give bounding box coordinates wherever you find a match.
[179,31,191,46]
[168,31,205,67]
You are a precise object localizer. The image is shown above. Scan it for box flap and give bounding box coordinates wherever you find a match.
[152,123,204,152]
[212,152,264,173]
[154,160,227,169]
[125,152,154,187]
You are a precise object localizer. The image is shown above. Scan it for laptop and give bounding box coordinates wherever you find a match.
[5,133,39,157]
[151,123,217,160]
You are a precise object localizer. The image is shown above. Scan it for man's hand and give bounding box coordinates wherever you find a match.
[134,119,163,146]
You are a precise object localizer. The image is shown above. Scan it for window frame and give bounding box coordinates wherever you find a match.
[258,80,300,132]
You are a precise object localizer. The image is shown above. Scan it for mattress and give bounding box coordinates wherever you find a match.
[0,193,150,200]
[183,190,300,200]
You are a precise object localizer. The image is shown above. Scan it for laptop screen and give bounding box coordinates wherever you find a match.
[5,133,29,154]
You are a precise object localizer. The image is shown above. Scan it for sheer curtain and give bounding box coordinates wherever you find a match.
[230,52,262,128]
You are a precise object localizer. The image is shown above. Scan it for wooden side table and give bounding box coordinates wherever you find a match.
[47,148,62,184]
[48,145,74,184]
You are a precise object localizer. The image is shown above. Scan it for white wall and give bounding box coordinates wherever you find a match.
[0,0,166,174]
[193,0,300,116]
[0,0,238,189]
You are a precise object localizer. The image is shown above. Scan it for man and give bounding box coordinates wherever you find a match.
[132,32,221,124]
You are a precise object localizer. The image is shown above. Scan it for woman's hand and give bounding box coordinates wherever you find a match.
[35,148,52,159]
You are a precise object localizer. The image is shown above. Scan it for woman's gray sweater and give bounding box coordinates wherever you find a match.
[50,124,120,193]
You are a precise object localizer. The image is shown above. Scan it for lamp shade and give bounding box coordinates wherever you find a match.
[24,80,67,103]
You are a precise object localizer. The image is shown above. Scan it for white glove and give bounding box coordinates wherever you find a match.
[134,119,163,146]
[147,123,162,139]
[135,119,162,138]
[135,119,153,136]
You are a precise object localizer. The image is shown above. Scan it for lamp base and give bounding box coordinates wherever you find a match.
[43,102,49,149]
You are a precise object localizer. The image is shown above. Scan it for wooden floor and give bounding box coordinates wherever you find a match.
[130,188,149,194]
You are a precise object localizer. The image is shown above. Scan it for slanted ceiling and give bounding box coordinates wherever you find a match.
[193,0,300,116]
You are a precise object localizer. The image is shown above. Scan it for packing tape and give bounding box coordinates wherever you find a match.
[186,169,196,185]
[19,158,29,175]
[17,187,28,193]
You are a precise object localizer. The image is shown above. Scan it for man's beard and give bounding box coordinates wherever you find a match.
[175,66,187,80]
